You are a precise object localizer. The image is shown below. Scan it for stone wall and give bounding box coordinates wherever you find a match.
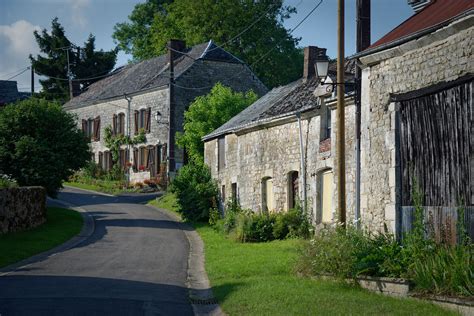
[204,101,356,224]
[360,20,473,233]
[0,187,46,234]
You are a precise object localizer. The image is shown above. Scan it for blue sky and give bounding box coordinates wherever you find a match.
[0,0,413,92]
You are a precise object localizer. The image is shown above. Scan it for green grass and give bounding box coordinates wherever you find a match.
[148,192,181,215]
[195,224,455,315]
[0,207,83,268]
[155,193,454,315]
[64,180,132,195]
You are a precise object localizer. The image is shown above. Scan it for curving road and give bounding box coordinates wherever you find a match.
[0,186,194,315]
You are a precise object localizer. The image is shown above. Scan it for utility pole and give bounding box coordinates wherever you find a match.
[167,41,177,182]
[30,65,34,96]
[65,48,73,100]
[125,94,132,188]
[337,0,346,227]
[355,0,371,228]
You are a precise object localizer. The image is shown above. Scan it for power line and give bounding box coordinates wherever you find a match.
[0,66,30,79]
[34,69,117,82]
[171,0,324,91]
[4,67,30,81]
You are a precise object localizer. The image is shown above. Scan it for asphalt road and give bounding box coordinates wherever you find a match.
[0,186,193,316]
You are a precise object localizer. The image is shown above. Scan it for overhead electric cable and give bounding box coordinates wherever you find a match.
[4,67,30,81]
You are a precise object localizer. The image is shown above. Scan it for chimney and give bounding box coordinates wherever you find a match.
[168,39,186,63]
[72,81,81,97]
[303,46,327,80]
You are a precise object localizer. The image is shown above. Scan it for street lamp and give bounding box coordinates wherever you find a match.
[314,55,330,83]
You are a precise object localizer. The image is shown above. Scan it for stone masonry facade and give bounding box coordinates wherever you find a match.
[67,47,266,184]
[359,18,473,233]
[204,100,356,225]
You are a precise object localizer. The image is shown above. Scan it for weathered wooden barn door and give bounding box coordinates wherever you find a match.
[396,75,473,243]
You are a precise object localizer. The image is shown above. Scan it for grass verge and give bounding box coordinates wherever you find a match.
[156,193,454,315]
[0,207,83,268]
[148,192,180,216]
[64,180,131,195]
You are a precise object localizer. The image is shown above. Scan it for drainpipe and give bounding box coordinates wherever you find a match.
[297,112,307,214]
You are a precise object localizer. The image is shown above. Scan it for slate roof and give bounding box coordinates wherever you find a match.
[202,59,356,141]
[357,0,474,57]
[0,80,31,106]
[63,40,242,110]
[203,61,355,141]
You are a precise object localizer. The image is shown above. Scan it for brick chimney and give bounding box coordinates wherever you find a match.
[303,46,327,80]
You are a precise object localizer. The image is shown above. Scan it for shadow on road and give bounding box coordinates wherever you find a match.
[0,275,232,315]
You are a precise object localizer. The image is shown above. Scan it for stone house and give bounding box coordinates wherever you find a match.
[64,40,266,184]
[203,46,357,225]
[355,0,473,237]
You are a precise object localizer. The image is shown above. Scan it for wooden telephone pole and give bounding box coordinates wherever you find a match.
[337,0,346,226]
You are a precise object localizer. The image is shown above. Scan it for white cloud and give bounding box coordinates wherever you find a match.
[70,0,91,29]
[0,20,41,55]
[0,20,42,91]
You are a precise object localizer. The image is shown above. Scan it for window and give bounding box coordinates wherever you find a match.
[320,105,331,140]
[139,146,147,171]
[134,108,151,134]
[218,136,225,171]
[231,183,237,203]
[113,113,126,136]
[288,171,299,210]
[82,116,100,141]
[317,169,334,224]
[221,185,226,205]
[98,152,103,169]
[262,177,274,212]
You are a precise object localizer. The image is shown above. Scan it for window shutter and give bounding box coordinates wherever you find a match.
[119,113,125,135]
[162,143,167,161]
[82,119,87,133]
[145,107,151,133]
[112,114,117,136]
[94,116,101,141]
[98,152,103,169]
[134,110,139,134]
[133,148,138,172]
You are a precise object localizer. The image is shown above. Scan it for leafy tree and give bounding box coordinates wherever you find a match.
[113,0,303,87]
[30,18,117,102]
[177,83,257,162]
[0,98,90,196]
[113,0,172,60]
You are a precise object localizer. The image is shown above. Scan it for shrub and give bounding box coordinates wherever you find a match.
[234,212,276,243]
[0,98,90,196]
[0,173,18,188]
[273,207,311,239]
[411,244,473,297]
[170,160,218,221]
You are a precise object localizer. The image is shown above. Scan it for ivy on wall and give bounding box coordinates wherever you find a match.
[104,125,146,163]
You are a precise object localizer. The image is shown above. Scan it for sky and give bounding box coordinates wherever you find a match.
[0,0,413,93]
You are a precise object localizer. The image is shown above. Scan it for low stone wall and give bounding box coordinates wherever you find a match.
[0,186,47,234]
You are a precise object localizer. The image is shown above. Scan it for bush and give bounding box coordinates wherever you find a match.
[411,244,473,297]
[0,173,18,188]
[170,160,218,221]
[234,212,276,243]
[273,208,311,239]
[0,98,90,196]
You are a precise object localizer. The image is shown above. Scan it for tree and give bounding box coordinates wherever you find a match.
[0,98,90,196]
[177,83,257,162]
[30,18,117,102]
[113,0,303,88]
[113,0,172,60]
